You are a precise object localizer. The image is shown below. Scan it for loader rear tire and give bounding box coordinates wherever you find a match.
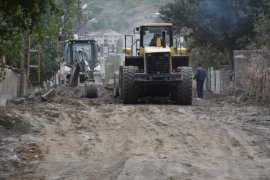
[85,82,97,98]
[113,73,119,98]
[119,66,123,99]
[122,66,139,104]
[176,67,192,105]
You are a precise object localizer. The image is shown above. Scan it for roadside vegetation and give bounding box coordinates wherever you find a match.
[160,0,270,69]
[0,0,82,82]
[0,0,270,81]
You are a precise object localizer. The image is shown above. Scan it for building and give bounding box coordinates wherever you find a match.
[84,29,123,57]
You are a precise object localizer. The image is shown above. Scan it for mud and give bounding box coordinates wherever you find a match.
[0,86,270,179]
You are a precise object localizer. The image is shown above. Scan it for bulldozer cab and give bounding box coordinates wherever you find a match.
[64,39,98,68]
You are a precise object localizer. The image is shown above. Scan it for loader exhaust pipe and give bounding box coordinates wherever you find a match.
[162,31,166,48]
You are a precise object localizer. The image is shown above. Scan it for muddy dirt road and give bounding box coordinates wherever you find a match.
[1,86,270,180]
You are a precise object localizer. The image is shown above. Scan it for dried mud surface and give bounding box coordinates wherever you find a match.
[0,86,270,180]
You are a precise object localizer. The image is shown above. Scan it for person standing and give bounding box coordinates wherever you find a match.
[193,64,207,100]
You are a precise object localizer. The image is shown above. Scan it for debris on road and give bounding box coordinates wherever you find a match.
[41,88,56,102]
[0,86,270,179]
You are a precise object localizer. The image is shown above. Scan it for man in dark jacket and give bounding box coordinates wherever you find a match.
[193,64,207,100]
[149,34,162,46]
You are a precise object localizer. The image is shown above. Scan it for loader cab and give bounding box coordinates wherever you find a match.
[140,24,173,48]
[64,39,98,67]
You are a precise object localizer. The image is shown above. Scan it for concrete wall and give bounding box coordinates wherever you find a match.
[234,50,254,92]
[234,50,270,101]
[205,50,270,102]
[0,69,20,105]
[207,65,232,95]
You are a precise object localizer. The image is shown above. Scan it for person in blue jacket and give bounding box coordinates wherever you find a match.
[193,64,207,100]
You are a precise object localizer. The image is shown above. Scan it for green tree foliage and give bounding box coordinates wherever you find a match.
[0,0,56,59]
[253,0,270,47]
[38,15,61,82]
[255,14,270,47]
[40,0,83,82]
[0,0,58,83]
[189,45,228,69]
[160,0,269,69]
[0,0,83,83]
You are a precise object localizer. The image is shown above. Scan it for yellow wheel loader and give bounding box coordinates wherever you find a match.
[114,23,192,105]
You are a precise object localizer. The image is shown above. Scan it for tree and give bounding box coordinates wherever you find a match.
[0,0,84,84]
[38,15,61,82]
[40,0,84,82]
[253,0,270,47]
[0,0,58,83]
[0,0,56,58]
[160,0,267,69]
